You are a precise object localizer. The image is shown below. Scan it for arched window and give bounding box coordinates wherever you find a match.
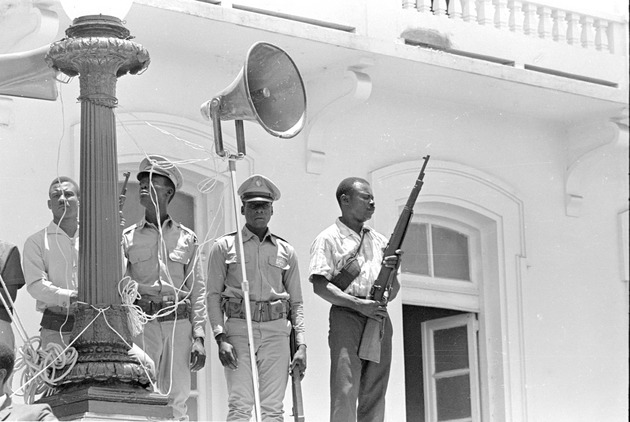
[370,159,527,422]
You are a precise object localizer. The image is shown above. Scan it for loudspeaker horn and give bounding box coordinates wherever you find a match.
[201,42,307,157]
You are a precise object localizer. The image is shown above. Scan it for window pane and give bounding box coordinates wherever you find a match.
[434,325,469,372]
[401,223,429,275]
[432,226,470,281]
[436,374,471,421]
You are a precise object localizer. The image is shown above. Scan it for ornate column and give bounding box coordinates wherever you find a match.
[41,14,169,420]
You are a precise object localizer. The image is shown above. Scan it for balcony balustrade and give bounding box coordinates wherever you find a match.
[403,0,621,54]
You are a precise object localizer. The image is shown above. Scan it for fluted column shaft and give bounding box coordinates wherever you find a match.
[46,29,150,306]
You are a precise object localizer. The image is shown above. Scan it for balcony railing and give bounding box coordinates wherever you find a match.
[403,0,623,54]
[190,0,628,89]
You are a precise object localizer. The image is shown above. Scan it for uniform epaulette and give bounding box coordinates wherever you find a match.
[271,233,289,243]
[178,223,198,240]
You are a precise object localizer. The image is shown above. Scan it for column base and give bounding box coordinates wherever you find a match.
[38,384,172,421]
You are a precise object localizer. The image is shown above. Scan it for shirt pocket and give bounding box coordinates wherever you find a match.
[226,254,250,280]
[129,248,152,264]
[128,248,154,276]
[268,256,289,270]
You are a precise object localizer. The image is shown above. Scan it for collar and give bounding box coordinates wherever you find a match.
[0,393,8,411]
[46,221,79,239]
[137,215,175,230]
[242,225,276,245]
[335,218,371,239]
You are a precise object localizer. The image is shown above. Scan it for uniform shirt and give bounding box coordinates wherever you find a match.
[207,225,305,345]
[122,216,206,340]
[309,218,388,298]
[23,222,78,312]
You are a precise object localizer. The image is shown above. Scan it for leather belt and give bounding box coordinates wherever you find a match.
[41,309,75,332]
[135,299,190,322]
[222,298,289,323]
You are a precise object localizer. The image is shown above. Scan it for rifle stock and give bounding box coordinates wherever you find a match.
[358,156,430,363]
[290,327,305,422]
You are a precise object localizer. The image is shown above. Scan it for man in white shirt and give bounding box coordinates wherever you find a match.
[23,176,79,348]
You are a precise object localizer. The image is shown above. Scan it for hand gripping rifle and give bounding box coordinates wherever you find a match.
[358,155,430,363]
[289,326,305,422]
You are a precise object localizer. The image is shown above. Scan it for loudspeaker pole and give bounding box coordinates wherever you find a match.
[227,156,263,422]
[201,41,306,422]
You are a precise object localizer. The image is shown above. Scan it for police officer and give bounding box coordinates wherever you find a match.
[207,174,306,422]
[122,155,206,420]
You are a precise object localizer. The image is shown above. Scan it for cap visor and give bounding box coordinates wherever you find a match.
[243,196,273,203]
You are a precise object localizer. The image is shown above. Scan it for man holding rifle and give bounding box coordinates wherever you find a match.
[309,177,402,422]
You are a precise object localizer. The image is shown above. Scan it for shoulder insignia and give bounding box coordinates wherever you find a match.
[178,223,199,241]
[271,233,289,243]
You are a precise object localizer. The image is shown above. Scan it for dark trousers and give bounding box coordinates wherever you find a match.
[328,305,393,422]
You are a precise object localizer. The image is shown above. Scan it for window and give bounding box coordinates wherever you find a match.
[422,313,480,422]
[402,223,471,281]
[371,159,527,422]
[401,218,481,422]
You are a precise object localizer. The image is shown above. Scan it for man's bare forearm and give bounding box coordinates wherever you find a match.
[311,274,364,312]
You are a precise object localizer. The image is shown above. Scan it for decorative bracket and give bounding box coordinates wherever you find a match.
[305,60,373,174]
[565,112,629,217]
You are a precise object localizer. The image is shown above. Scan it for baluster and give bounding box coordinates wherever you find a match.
[476,0,493,25]
[552,9,567,43]
[594,19,610,52]
[580,15,594,48]
[538,6,552,39]
[566,12,580,45]
[450,0,464,20]
[508,0,524,33]
[462,0,475,22]
[416,0,432,13]
[434,0,448,16]
[493,0,508,29]
[402,0,416,10]
[522,2,538,37]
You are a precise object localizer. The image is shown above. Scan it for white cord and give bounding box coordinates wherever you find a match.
[13,337,78,404]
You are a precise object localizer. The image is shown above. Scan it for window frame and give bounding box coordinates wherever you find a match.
[402,214,482,313]
[422,313,481,422]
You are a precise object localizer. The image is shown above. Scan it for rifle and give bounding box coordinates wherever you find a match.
[289,326,305,422]
[119,171,131,228]
[358,155,430,363]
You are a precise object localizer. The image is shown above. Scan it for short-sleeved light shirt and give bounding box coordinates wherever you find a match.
[122,216,206,339]
[309,218,388,298]
[206,225,305,345]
